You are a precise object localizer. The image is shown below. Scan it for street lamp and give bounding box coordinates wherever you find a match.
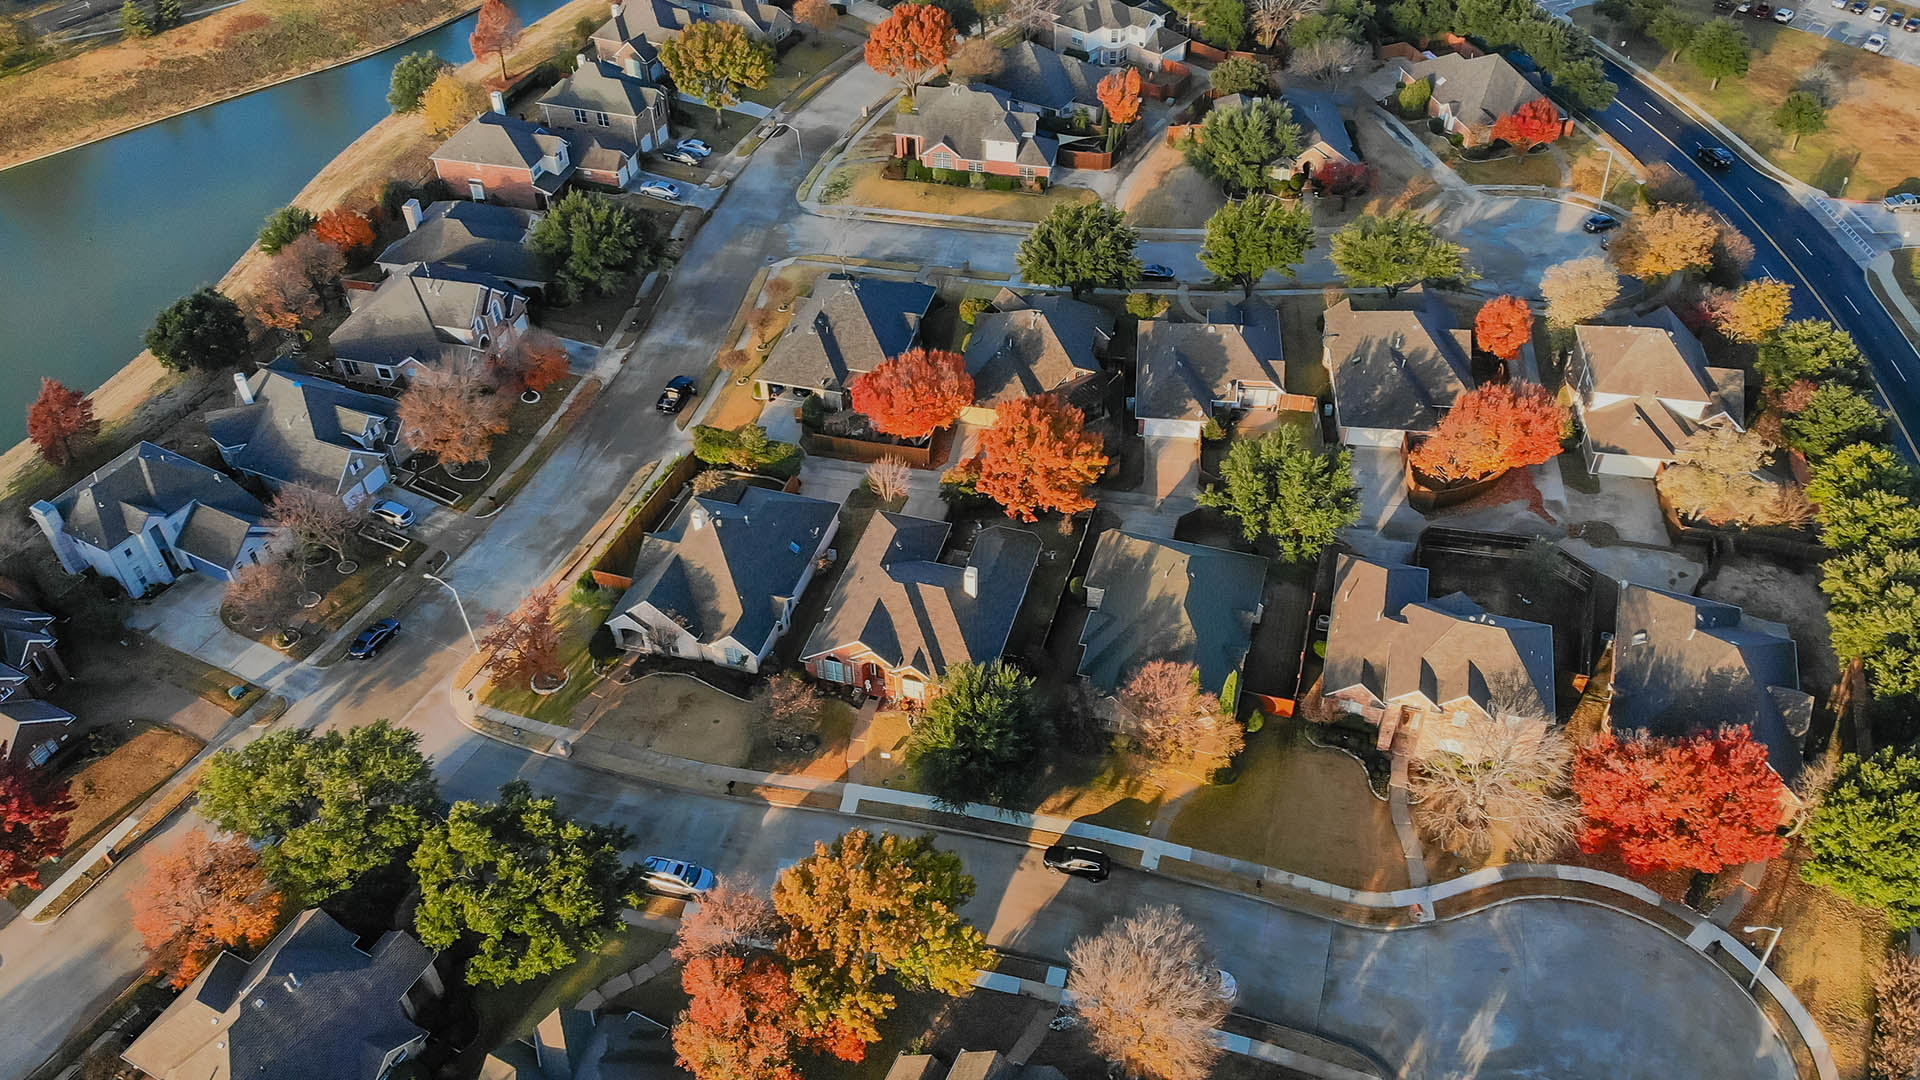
[1743,925,1783,990]
[422,571,479,653]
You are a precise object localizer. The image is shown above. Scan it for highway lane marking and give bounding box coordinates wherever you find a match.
[1797,237,1812,254]
[1644,101,1663,115]
[1747,186,1764,200]
[1610,117,1634,132]
[1848,296,1862,313]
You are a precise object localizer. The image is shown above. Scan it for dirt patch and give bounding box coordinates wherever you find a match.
[583,673,756,767]
[1119,141,1227,228]
[1700,555,1840,695]
[59,725,203,854]
[1351,111,1441,212]
[833,164,1100,222]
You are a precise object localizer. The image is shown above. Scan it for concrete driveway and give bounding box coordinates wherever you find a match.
[1440,196,1605,298]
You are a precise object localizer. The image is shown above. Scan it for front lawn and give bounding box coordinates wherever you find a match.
[1452,146,1565,188]
[579,673,760,766]
[228,533,421,661]
[829,163,1100,222]
[478,590,618,727]
[1275,294,1332,398]
[467,927,673,1046]
[744,35,850,107]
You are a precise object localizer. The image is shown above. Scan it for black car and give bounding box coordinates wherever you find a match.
[1043,844,1111,881]
[348,618,400,660]
[1139,263,1176,281]
[1695,146,1736,170]
[656,375,697,414]
[1581,213,1620,233]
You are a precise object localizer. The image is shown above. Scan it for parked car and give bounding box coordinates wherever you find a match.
[661,149,702,167]
[1582,213,1620,233]
[1865,31,1890,47]
[1713,0,1734,9]
[1734,1,1751,11]
[1870,3,1888,17]
[1885,193,1920,212]
[1832,0,1848,9]
[369,499,415,529]
[639,856,716,898]
[1752,3,1773,17]
[676,138,714,159]
[1774,7,1797,20]
[1043,844,1111,881]
[348,618,400,660]
[1887,10,1906,24]
[656,374,698,413]
[1851,1,1869,13]
[1140,263,1176,281]
[1696,146,1736,170]
[1905,12,1918,29]
[638,179,682,202]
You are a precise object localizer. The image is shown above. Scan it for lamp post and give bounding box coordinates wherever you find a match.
[1743,925,1783,990]
[422,571,479,653]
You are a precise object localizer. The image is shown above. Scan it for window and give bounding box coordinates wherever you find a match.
[575,108,589,124]
[374,365,395,382]
[349,460,364,476]
[819,657,848,683]
[1631,630,1649,646]
[931,152,955,170]
[1019,165,1036,179]
[724,647,748,667]
[969,161,984,173]
[340,360,364,376]
[596,112,611,126]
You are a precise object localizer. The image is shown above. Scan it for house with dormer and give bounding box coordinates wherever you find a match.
[894,84,1060,186]
[754,274,937,409]
[1390,51,1550,147]
[1045,0,1188,69]
[1134,300,1286,441]
[430,97,576,209]
[960,289,1116,425]
[590,0,670,78]
[1568,307,1744,477]
[376,200,552,293]
[205,366,403,509]
[1322,297,1474,448]
[328,265,529,387]
[537,57,673,187]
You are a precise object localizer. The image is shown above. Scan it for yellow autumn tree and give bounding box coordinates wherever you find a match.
[421,71,488,138]
[1609,204,1720,280]
[1714,278,1794,343]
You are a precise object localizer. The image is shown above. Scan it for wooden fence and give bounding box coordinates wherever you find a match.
[801,432,938,468]
[587,453,701,590]
[1059,147,1115,169]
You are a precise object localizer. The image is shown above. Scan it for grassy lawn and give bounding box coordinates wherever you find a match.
[118,636,263,716]
[227,534,420,661]
[830,163,1101,222]
[1452,147,1565,188]
[1563,127,1648,207]
[469,927,673,1046]
[1120,142,1228,228]
[745,35,850,107]
[1894,247,1920,315]
[581,673,760,765]
[1576,0,1920,198]
[480,591,618,726]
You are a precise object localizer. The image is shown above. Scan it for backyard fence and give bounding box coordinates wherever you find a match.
[588,454,702,590]
[1058,147,1115,169]
[801,432,940,468]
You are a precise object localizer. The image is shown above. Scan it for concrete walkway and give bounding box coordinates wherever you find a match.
[1387,742,1431,891]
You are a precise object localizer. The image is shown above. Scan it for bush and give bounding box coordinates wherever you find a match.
[257,205,316,254]
[1201,416,1227,441]
[1396,78,1431,116]
[960,297,991,324]
[1064,46,1091,61]
[1126,292,1169,319]
[984,174,1016,191]
[932,167,970,186]
[1219,670,1240,712]
[1247,712,1266,734]
[906,161,935,182]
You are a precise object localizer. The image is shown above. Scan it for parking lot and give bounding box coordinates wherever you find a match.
[1716,0,1920,62]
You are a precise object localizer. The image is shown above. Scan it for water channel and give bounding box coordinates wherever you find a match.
[0,0,578,447]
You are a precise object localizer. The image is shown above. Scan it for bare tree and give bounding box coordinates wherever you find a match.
[268,483,356,557]
[767,672,819,739]
[479,584,565,688]
[1067,905,1229,1080]
[866,455,912,503]
[1873,954,1920,1080]
[947,37,1004,82]
[1409,711,1577,862]
[1117,660,1243,767]
[1250,0,1321,48]
[1285,38,1369,84]
[398,368,511,468]
[224,557,301,628]
[1006,0,1061,40]
[672,876,779,960]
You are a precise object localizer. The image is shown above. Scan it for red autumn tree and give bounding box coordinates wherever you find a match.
[129,829,284,987]
[490,331,572,396]
[1316,160,1374,196]
[0,762,75,891]
[1409,381,1568,485]
[1490,98,1563,148]
[961,394,1108,521]
[674,951,811,1080]
[1097,67,1142,152]
[1572,725,1787,875]
[26,378,100,466]
[848,348,972,439]
[864,3,955,93]
[1473,294,1534,361]
[479,584,566,689]
[313,207,376,254]
[469,0,524,83]
[248,233,345,332]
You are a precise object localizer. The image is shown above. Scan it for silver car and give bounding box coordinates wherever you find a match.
[640,856,715,898]
[637,179,682,202]
[368,499,415,529]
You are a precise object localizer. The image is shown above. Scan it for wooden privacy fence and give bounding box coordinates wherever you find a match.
[588,454,701,590]
[801,432,937,467]
[1059,147,1115,169]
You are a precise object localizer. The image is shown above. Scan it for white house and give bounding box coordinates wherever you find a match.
[205,366,402,510]
[605,486,840,672]
[1046,0,1188,69]
[1568,308,1744,477]
[31,442,272,599]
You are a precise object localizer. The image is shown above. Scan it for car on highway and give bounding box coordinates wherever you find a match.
[656,374,698,413]
[1886,193,1920,212]
[1774,6,1796,19]
[639,856,715,898]
[1870,3,1888,16]
[637,179,682,202]
[676,138,714,159]
[1043,844,1111,881]
[1139,263,1176,281]
[1865,30,1890,47]
[368,499,415,529]
[660,148,702,167]
[1582,213,1620,233]
[1696,146,1736,170]
[347,618,400,660]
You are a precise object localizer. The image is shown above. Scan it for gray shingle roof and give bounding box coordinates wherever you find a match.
[47,442,264,554]
[614,487,840,650]
[896,84,1059,168]
[964,292,1114,410]
[122,909,435,1080]
[1282,88,1357,163]
[205,369,397,496]
[990,41,1102,113]
[330,266,523,371]
[1323,298,1473,434]
[592,0,676,62]
[1610,583,1809,784]
[1397,52,1545,127]
[374,201,549,285]
[0,607,56,672]
[801,513,1041,678]
[0,698,76,756]
[756,275,938,392]
[1135,301,1285,423]
[1077,532,1267,694]
[1055,0,1162,32]
[431,113,573,174]
[540,59,667,118]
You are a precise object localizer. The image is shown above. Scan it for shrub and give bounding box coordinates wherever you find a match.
[1126,292,1169,319]
[932,167,969,185]
[1397,78,1431,116]
[1201,416,1227,441]
[960,297,991,324]
[985,174,1016,191]
[257,205,316,254]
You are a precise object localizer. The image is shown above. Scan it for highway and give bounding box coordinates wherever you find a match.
[1573,55,1920,456]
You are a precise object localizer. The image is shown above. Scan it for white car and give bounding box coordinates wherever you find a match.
[1831,0,1847,8]
[1865,31,1890,47]
[675,138,714,159]
[639,856,715,898]
[1870,3,1888,16]
[1885,192,1920,212]
[368,499,415,529]
[1774,6,1796,19]
[637,179,682,202]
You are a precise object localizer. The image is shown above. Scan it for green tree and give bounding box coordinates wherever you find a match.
[1197,426,1360,560]
[1168,0,1245,47]
[257,205,316,254]
[906,661,1045,809]
[658,20,773,126]
[1645,7,1696,58]
[1772,89,1827,150]
[1290,10,1362,49]
[388,51,449,114]
[1822,546,1920,697]
[198,721,439,903]
[145,287,249,372]
[1801,749,1920,928]
[1016,201,1141,297]
[1806,441,1914,507]
[1199,197,1315,298]
[1396,76,1432,115]
[119,0,151,38]
[1549,56,1617,109]
[1688,18,1749,90]
[1330,209,1474,296]
[1389,0,1456,42]
[1783,384,1886,459]
[1209,56,1271,96]
[413,780,642,986]
[527,190,658,298]
[154,0,181,29]
[1756,319,1868,389]
[690,422,801,473]
[1814,488,1920,553]
[1185,98,1302,196]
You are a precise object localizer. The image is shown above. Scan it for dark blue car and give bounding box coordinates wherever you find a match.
[348,618,400,660]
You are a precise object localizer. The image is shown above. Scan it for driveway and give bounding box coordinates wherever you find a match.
[625,171,724,210]
[1439,195,1606,298]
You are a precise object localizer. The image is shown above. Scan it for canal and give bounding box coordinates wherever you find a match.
[0,0,578,447]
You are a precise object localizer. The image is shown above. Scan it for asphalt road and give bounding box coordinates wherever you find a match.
[1579,55,1920,455]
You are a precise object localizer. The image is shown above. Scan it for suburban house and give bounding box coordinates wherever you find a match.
[1608,583,1810,803]
[430,97,576,209]
[537,57,674,186]
[0,698,82,770]
[1135,300,1286,441]
[754,274,938,409]
[1274,88,1361,177]
[205,367,402,510]
[1322,297,1474,447]
[1321,554,1557,755]
[1077,531,1267,715]
[884,1049,1069,1080]
[799,513,1041,704]
[1568,308,1744,477]
[894,84,1060,186]
[960,289,1116,426]
[31,442,271,599]
[661,0,793,40]
[988,40,1104,119]
[1045,0,1188,69]
[1390,52,1549,146]
[375,199,552,293]
[328,265,530,387]
[483,1008,673,1079]
[590,1,669,78]
[123,909,441,1080]
[605,487,840,672]
[0,607,65,704]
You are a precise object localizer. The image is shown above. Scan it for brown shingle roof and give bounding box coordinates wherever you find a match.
[1324,298,1473,434]
[1398,52,1544,127]
[963,293,1114,410]
[896,84,1059,168]
[1135,303,1284,423]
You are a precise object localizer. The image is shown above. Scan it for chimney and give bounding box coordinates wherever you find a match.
[233,372,255,405]
[691,504,708,530]
[284,972,302,992]
[611,1,623,15]
[963,565,978,597]
[624,56,644,78]
[577,51,590,70]
[401,197,424,233]
[488,90,506,114]
[30,501,85,575]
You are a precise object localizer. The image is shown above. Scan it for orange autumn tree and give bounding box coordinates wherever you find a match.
[469,0,523,83]
[1473,294,1533,362]
[130,829,283,987]
[956,394,1108,521]
[490,331,572,396]
[1490,98,1562,148]
[1572,725,1787,875]
[313,207,376,254]
[1410,381,1568,485]
[674,951,812,1080]
[848,348,973,439]
[865,3,955,93]
[1097,67,1142,152]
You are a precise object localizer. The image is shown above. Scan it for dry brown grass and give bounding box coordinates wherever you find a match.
[60,726,203,846]
[836,164,1100,222]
